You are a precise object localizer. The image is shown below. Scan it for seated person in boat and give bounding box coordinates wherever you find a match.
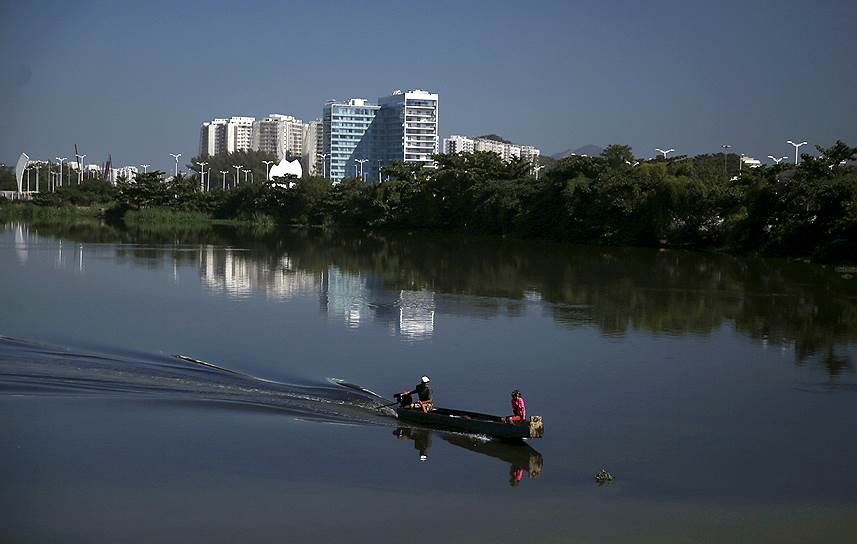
[396,376,433,412]
[503,389,526,423]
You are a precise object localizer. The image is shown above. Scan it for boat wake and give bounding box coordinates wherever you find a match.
[0,336,396,425]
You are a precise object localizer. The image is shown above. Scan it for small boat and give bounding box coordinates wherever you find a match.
[395,406,544,440]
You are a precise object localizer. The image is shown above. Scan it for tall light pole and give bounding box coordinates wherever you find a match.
[721,144,731,180]
[220,170,227,190]
[533,164,546,179]
[786,140,807,164]
[655,148,674,159]
[768,155,787,165]
[320,153,328,179]
[196,161,208,191]
[377,159,382,184]
[262,160,274,181]
[233,165,243,187]
[140,164,150,174]
[355,158,368,181]
[242,169,250,184]
[170,153,182,177]
[75,154,86,184]
[56,157,67,188]
[739,153,746,173]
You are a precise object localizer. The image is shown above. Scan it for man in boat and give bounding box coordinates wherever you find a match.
[503,389,526,424]
[396,376,433,412]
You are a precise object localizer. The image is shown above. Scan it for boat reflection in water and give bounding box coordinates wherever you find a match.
[393,427,543,486]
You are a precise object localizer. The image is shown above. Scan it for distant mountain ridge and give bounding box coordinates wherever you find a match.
[552,145,604,159]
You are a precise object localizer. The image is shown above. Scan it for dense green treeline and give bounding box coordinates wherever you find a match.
[3,141,855,261]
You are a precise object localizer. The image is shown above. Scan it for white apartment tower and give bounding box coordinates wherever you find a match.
[200,116,256,155]
[252,114,305,160]
[301,118,323,175]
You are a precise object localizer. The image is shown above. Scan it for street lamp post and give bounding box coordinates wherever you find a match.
[170,153,182,177]
[533,164,546,179]
[242,169,250,184]
[768,155,788,165]
[220,170,227,190]
[739,153,746,173]
[320,153,328,179]
[355,159,368,181]
[140,164,150,174]
[377,160,382,184]
[262,160,274,181]
[196,161,208,191]
[56,157,67,188]
[786,140,807,164]
[75,154,86,184]
[233,165,243,187]
[655,148,674,159]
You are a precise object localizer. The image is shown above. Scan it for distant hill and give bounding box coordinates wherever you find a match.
[552,145,603,159]
[476,134,512,144]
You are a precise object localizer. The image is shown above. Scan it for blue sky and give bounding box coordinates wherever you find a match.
[2,0,855,171]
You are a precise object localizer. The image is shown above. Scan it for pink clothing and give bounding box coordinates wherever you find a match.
[512,396,526,419]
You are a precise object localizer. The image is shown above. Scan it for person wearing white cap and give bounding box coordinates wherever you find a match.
[396,376,433,412]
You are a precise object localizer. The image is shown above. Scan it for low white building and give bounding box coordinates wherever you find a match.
[443,134,540,163]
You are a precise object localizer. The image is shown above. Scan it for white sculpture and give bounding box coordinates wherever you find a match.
[269,155,302,186]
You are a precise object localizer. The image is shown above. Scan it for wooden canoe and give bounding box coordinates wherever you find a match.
[395,406,543,440]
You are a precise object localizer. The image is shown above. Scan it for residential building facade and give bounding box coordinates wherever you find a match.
[375,89,439,177]
[199,116,256,156]
[301,118,323,176]
[252,114,304,160]
[323,98,380,182]
[443,135,541,163]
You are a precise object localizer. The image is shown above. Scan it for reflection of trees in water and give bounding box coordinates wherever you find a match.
[20,222,857,375]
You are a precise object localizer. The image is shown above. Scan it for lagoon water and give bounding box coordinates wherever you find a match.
[2,221,856,543]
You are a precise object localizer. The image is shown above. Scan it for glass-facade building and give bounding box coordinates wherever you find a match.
[323,99,380,182]
[322,90,439,183]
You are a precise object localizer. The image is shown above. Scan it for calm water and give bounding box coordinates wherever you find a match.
[2,221,856,543]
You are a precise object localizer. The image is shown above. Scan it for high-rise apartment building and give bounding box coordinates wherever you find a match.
[376,89,439,173]
[199,116,256,156]
[443,135,540,163]
[323,98,380,182]
[322,90,439,183]
[253,114,304,160]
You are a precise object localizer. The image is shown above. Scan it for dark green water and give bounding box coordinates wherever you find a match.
[2,221,856,543]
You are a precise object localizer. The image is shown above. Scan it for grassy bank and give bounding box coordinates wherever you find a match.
[0,201,100,223]
[123,208,212,226]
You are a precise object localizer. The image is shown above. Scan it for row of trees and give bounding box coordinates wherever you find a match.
[12,142,857,261]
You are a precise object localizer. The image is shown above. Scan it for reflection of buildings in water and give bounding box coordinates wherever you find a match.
[399,289,435,340]
[324,266,369,328]
[14,223,28,264]
[199,246,321,300]
[393,426,544,486]
[321,268,436,339]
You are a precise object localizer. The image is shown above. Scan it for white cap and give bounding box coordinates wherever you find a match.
[421,376,430,383]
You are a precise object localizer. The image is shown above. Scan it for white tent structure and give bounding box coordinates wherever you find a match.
[268,156,302,186]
